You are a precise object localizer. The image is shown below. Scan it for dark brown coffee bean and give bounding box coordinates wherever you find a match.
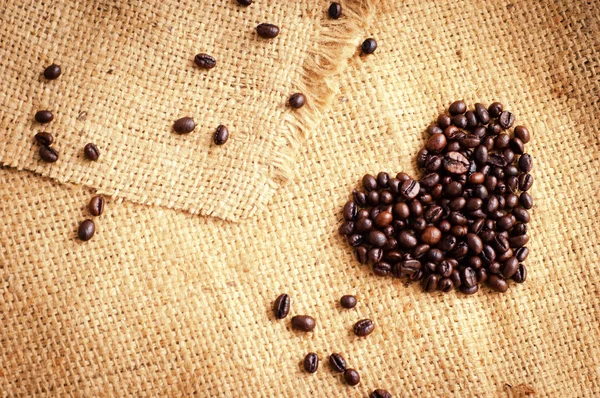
[460,134,480,148]
[437,114,451,129]
[273,294,290,319]
[436,260,453,278]
[39,145,58,163]
[370,389,392,398]
[288,93,306,109]
[465,110,478,128]
[173,117,195,134]
[466,233,483,254]
[329,353,347,372]
[256,23,280,38]
[438,277,454,292]
[493,234,510,253]
[236,0,252,5]
[509,137,524,154]
[343,201,357,221]
[513,207,530,223]
[362,174,377,191]
[373,261,391,276]
[374,211,393,227]
[427,124,443,136]
[425,155,442,171]
[355,217,373,233]
[515,247,529,262]
[421,226,442,245]
[291,315,316,332]
[464,197,482,211]
[518,173,534,191]
[344,369,360,386]
[502,257,520,279]
[361,38,377,54]
[474,145,488,165]
[400,179,420,199]
[338,221,354,236]
[509,234,529,248]
[426,133,447,153]
[78,219,95,241]
[328,2,342,19]
[487,122,502,135]
[210,124,229,145]
[348,234,364,247]
[303,353,318,373]
[443,125,461,140]
[353,190,367,207]
[494,134,510,149]
[474,103,490,124]
[356,246,368,264]
[43,64,61,79]
[519,154,533,173]
[519,192,533,209]
[194,53,216,69]
[366,248,382,265]
[460,284,479,295]
[460,267,477,288]
[369,207,380,220]
[84,143,100,160]
[340,295,357,309]
[398,231,417,249]
[354,319,374,337]
[423,274,439,293]
[443,151,469,174]
[452,114,468,128]
[35,110,54,124]
[400,259,421,277]
[88,195,105,217]
[368,230,387,248]
[488,153,507,167]
[34,132,53,146]
[514,126,531,143]
[512,264,527,283]
[499,111,515,129]
[486,274,508,292]
[488,102,503,118]
[448,100,467,115]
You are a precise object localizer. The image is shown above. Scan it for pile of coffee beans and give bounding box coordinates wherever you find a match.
[339,101,533,294]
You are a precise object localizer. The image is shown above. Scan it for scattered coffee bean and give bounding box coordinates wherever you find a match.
[291,315,316,332]
[173,117,195,134]
[194,53,217,69]
[340,295,357,309]
[289,93,306,109]
[370,389,393,398]
[88,195,105,216]
[361,38,377,55]
[39,145,58,163]
[43,64,61,80]
[353,319,374,337]
[34,132,53,146]
[449,100,467,115]
[514,126,531,143]
[236,0,252,5]
[35,110,54,124]
[303,353,319,373]
[84,143,100,160]
[256,23,280,38]
[78,219,95,241]
[329,353,347,372]
[344,369,360,386]
[328,2,342,19]
[214,125,229,145]
[273,294,290,319]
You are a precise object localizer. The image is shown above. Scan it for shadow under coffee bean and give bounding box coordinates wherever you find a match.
[339,101,533,294]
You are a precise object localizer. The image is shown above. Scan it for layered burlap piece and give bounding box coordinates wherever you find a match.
[2,0,600,397]
[0,0,368,221]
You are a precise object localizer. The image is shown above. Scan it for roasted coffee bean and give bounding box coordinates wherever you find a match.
[348,234,364,247]
[355,217,372,233]
[173,117,195,134]
[34,132,53,146]
[380,190,394,205]
[474,145,488,165]
[236,0,252,5]
[452,114,468,128]
[39,145,58,163]
[448,100,467,115]
[370,389,392,398]
[460,134,480,148]
[493,234,510,253]
[256,23,280,38]
[496,215,515,231]
[413,244,430,258]
[340,295,357,309]
[460,284,479,295]
[423,274,439,293]
[78,219,95,241]
[475,268,487,283]
[369,207,380,220]
[291,315,316,332]
[438,277,454,292]
[400,259,421,277]
[391,203,408,220]
[486,274,508,292]
[384,250,403,264]
[84,143,100,160]
[468,256,483,269]
[416,148,429,167]
[512,264,527,283]
[343,201,357,221]
[363,174,378,191]
[373,261,391,276]
[427,124,443,135]
[35,110,54,124]
[465,233,483,254]
[465,110,478,128]
[506,176,519,193]
[288,93,306,109]
[426,133,447,153]
[344,369,360,386]
[461,267,477,288]
[519,153,533,173]
[398,231,418,249]
[88,195,105,217]
[502,257,520,279]
[367,248,383,265]
[396,172,410,181]
[513,207,530,223]
[473,125,487,138]
[488,261,501,274]
[494,134,510,149]
[488,153,507,167]
[273,294,290,319]
[368,230,387,248]
[366,191,379,206]
[194,53,216,69]
[443,125,461,140]
[487,122,502,136]
[43,63,61,79]
[425,155,442,171]
[509,137,524,154]
[374,211,393,227]
[354,319,374,337]
[488,102,503,118]
[443,151,469,174]
[481,244,496,264]
[421,226,442,245]
[474,103,490,124]
[376,171,390,188]
[338,221,354,236]
[436,260,453,278]
[438,114,452,129]
[353,190,367,206]
[356,246,368,264]
[328,2,342,19]
[400,179,420,199]
[509,234,529,248]
[514,126,531,143]
[303,353,319,373]
[519,192,533,209]
[515,247,529,262]
[409,200,423,217]
[361,38,377,54]
[497,247,514,263]
[410,217,427,233]
[499,111,515,129]
[329,353,347,372]
[424,205,443,223]
[427,248,444,263]
[211,124,230,145]
[388,178,401,194]
[512,223,527,236]
[421,173,440,188]
[518,173,534,191]
[464,197,482,211]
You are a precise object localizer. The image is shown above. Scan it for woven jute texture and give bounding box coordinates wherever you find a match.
[2,0,600,397]
[0,0,369,221]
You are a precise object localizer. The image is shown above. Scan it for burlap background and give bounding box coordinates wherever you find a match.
[1,0,600,397]
[0,0,368,221]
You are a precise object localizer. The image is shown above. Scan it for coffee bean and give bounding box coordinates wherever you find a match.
[256,23,280,38]
[173,117,195,134]
[426,133,447,154]
[474,103,490,124]
[338,221,354,236]
[437,114,451,129]
[340,295,357,309]
[436,260,453,278]
[373,261,391,276]
[303,353,319,373]
[353,189,367,206]
[494,134,510,150]
[466,233,483,254]
[421,226,442,245]
[494,234,510,253]
[344,369,360,386]
[88,195,105,217]
[289,93,306,109]
[368,230,387,248]
[362,174,377,191]
[329,353,347,372]
[474,145,488,165]
[425,155,442,172]
[400,179,420,199]
[343,201,357,221]
[39,145,58,163]
[374,211,393,227]
[499,111,515,129]
[486,274,508,292]
[509,137,524,154]
[460,284,479,295]
[451,269,462,287]
[487,122,502,136]
[353,319,374,336]
[448,100,467,115]
[355,217,373,233]
[460,134,481,148]
[370,389,393,398]
[461,267,477,288]
[273,294,290,319]
[452,114,468,128]
[502,257,520,279]
[518,173,534,191]
[210,124,230,145]
[512,264,527,283]
[488,102,503,118]
[291,315,316,332]
[361,38,377,54]
[78,219,95,241]
[398,231,417,249]
[356,246,368,264]
[194,53,216,69]
[443,152,469,174]
[348,234,364,247]
[519,153,533,173]
[514,126,531,143]
[34,132,53,146]
[43,64,61,79]
[35,110,54,124]
[423,274,439,292]
[513,207,530,223]
[366,248,383,265]
[84,143,100,160]
[465,110,478,128]
[236,0,252,5]
[328,2,342,19]
[509,234,529,248]
[427,124,443,136]
[438,277,454,292]
[515,247,529,262]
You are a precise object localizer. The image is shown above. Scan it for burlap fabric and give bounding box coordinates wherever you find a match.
[0,0,368,221]
[1,0,600,396]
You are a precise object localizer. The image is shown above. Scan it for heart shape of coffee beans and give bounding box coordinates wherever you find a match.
[339,101,533,294]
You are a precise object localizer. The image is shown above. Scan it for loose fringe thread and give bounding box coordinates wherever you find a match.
[271,0,375,183]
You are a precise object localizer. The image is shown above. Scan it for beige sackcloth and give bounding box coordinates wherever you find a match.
[1,0,599,396]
